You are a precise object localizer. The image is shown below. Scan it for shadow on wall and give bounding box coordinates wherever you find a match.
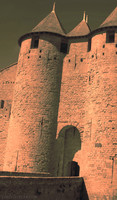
[80,180,89,200]
[55,126,81,177]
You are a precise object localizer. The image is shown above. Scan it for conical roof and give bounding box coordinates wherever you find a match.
[100,7,117,28]
[32,3,65,35]
[67,12,90,37]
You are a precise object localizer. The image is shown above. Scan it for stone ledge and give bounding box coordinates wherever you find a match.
[0,175,85,200]
[0,171,50,177]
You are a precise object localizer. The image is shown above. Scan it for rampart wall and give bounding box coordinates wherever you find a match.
[0,63,17,170]
[0,175,83,200]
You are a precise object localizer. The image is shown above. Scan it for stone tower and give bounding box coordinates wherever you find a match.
[55,7,117,199]
[3,4,65,175]
[0,4,116,200]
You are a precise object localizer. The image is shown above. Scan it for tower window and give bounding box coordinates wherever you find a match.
[0,100,4,109]
[60,43,68,53]
[106,31,115,43]
[88,38,91,52]
[31,36,39,49]
[68,59,71,62]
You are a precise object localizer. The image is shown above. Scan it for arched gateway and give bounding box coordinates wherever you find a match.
[55,126,81,176]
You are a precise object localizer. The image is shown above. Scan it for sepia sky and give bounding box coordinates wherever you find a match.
[0,0,116,69]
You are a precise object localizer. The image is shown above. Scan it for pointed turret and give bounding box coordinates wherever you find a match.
[83,11,86,21]
[67,11,90,37]
[100,7,117,27]
[52,2,56,13]
[86,15,88,24]
[32,3,65,35]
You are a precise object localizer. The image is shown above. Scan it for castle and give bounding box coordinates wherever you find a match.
[0,4,117,200]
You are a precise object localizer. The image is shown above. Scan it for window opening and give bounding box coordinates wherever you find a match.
[89,76,91,82]
[106,31,115,43]
[88,38,91,52]
[31,36,39,49]
[60,43,68,53]
[0,100,4,109]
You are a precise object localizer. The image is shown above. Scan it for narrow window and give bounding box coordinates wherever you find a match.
[89,76,91,82]
[31,36,39,49]
[106,31,115,43]
[60,43,68,53]
[88,38,91,52]
[0,100,4,109]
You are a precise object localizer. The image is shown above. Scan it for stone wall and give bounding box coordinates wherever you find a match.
[56,31,117,199]
[0,63,17,170]
[0,29,117,200]
[0,175,84,200]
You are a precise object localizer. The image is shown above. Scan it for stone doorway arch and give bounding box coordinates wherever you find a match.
[55,126,81,177]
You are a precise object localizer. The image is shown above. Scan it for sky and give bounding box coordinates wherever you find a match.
[0,0,116,69]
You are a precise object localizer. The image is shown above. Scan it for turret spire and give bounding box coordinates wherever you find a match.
[83,11,86,21]
[86,15,88,23]
[52,2,56,13]
[100,7,117,27]
[31,1,65,36]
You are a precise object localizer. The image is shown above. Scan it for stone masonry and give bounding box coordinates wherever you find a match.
[0,4,117,200]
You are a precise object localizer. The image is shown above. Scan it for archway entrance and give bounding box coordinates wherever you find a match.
[56,126,81,176]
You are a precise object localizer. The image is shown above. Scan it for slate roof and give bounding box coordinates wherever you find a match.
[67,20,90,37]
[67,12,91,37]
[100,7,117,28]
[32,5,65,36]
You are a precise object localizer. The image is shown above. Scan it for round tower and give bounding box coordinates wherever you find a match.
[3,4,66,175]
[80,7,117,199]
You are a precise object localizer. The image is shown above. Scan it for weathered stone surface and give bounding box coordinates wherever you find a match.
[0,176,83,200]
[0,7,117,200]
